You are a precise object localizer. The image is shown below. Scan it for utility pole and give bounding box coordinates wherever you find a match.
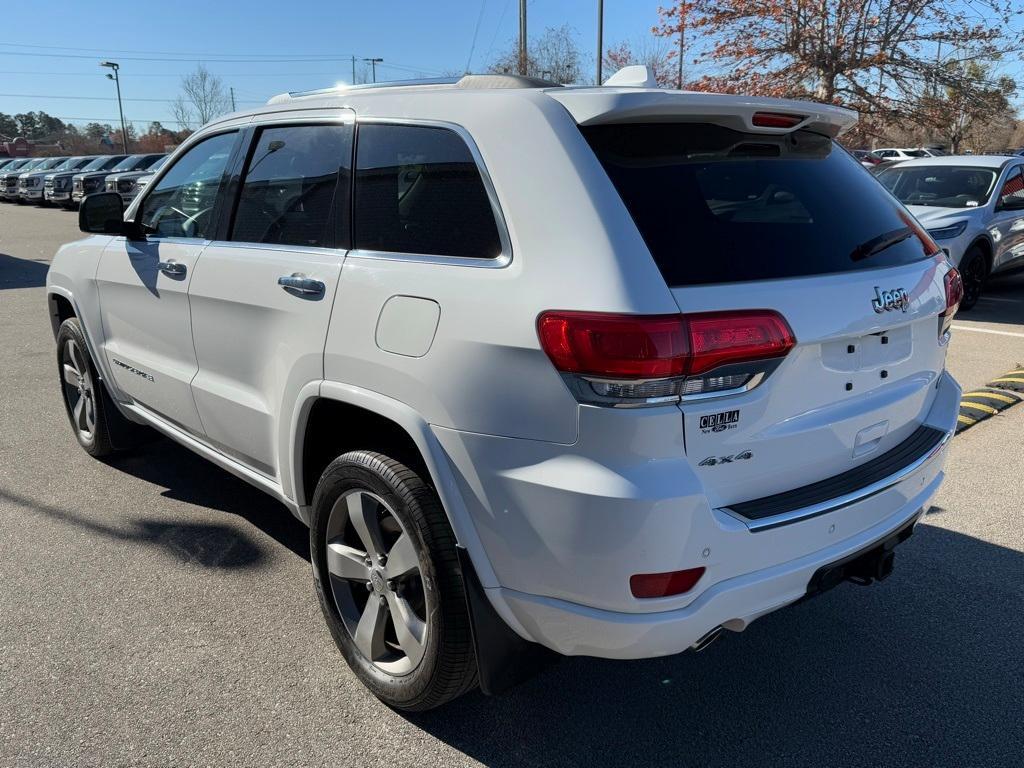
[99,61,128,153]
[677,3,686,90]
[351,55,357,84]
[518,0,527,76]
[596,0,604,85]
[363,57,383,83]
[230,86,236,111]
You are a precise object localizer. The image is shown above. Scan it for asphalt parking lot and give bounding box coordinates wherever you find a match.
[1,203,1022,767]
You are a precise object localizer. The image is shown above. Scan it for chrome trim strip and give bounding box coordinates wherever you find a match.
[723,425,953,532]
[680,372,765,402]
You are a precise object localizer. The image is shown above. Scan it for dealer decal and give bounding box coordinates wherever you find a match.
[699,409,740,434]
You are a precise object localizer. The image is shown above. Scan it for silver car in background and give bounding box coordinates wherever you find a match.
[877,155,1024,310]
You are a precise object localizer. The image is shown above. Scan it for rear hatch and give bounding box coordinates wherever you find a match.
[577,109,954,510]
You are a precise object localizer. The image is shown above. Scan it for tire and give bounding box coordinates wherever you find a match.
[958,245,988,312]
[56,318,121,457]
[310,451,477,711]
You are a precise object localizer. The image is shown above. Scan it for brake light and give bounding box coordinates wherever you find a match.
[537,310,795,404]
[751,112,804,128]
[687,311,796,376]
[940,267,963,339]
[536,312,688,379]
[630,567,706,598]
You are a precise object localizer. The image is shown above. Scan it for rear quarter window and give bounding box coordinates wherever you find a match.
[582,123,930,286]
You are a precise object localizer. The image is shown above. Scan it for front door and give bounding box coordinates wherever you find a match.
[187,118,353,478]
[990,165,1024,272]
[95,130,240,435]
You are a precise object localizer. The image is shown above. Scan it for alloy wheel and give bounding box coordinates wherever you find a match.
[962,252,986,308]
[325,490,429,676]
[61,339,96,441]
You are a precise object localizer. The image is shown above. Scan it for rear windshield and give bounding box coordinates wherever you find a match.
[582,124,930,286]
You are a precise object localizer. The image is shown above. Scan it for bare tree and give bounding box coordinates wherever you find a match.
[654,0,1018,126]
[603,38,677,87]
[488,24,583,84]
[171,65,232,131]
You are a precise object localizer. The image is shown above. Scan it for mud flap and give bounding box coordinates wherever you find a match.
[457,546,558,696]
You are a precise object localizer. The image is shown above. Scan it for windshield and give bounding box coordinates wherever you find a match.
[52,157,80,171]
[38,157,65,170]
[583,123,931,286]
[81,156,114,171]
[111,154,149,172]
[878,166,998,208]
[149,155,169,171]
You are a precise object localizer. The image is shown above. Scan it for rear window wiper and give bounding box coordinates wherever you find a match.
[849,226,913,262]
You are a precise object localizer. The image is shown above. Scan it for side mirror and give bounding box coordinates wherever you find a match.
[79,192,144,238]
[999,196,1024,212]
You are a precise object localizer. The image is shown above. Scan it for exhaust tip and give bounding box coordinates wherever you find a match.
[691,625,725,653]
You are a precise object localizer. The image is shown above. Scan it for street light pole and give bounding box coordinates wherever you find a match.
[518,0,527,76]
[100,61,128,153]
[596,0,604,85]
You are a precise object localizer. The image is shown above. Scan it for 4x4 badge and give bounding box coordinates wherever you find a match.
[699,451,753,467]
[871,286,909,313]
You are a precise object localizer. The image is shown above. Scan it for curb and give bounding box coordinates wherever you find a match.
[956,366,1024,434]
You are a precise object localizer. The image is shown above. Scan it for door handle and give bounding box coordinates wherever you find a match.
[278,274,325,296]
[157,260,187,277]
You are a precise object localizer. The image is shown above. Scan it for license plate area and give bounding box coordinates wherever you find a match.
[821,326,912,373]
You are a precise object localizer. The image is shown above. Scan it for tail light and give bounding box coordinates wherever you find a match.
[537,310,795,406]
[630,567,705,598]
[939,267,963,339]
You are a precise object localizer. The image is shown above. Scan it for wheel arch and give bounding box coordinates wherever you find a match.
[291,381,500,589]
[47,288,77,339]
[967,235,993,274]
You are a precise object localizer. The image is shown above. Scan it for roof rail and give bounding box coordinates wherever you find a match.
[265,73,560,104]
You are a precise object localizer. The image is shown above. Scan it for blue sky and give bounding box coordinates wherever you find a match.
[0,1,667,130]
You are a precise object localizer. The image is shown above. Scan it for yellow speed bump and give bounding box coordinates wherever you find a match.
[956,386,1022,434]
[987,367,1024,393]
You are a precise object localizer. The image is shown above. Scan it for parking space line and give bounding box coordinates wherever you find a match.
[951,325,1024,338]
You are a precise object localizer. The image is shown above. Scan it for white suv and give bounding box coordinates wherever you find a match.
[47,74,963,711]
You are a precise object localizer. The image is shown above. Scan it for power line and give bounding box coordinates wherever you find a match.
[0,92,262,104]
[0,70,360,78]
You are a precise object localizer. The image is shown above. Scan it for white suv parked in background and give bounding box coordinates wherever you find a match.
[47,73,962,711]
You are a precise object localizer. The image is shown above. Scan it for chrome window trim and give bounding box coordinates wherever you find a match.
[722,424,953,532]
[348,116,513,269]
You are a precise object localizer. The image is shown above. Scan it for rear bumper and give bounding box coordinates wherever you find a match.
[440,370,959,659]
[492,477,938,658]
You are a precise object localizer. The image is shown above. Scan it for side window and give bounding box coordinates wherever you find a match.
[139,132,237,239]
[998,168,1024,207]
[230,123,352,248]
[354,124,502,259]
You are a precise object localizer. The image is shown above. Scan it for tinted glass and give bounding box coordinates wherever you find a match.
[878,165,998,208]
[997,168,1024,206]
[231,124,351,248]
[582,124,931,286]
[139,132,236,239]
[81,156,116,171]
[354,124,501,258]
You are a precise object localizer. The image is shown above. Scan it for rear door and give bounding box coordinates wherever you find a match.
[583,122,951,508]
[187,115,353,478]
[96,130,240,435]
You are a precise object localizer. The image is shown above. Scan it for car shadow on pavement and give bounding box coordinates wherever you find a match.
[0,483,268,570]
[0,251,50,289]
[105,435,310,561]
[408,523,1023,767]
